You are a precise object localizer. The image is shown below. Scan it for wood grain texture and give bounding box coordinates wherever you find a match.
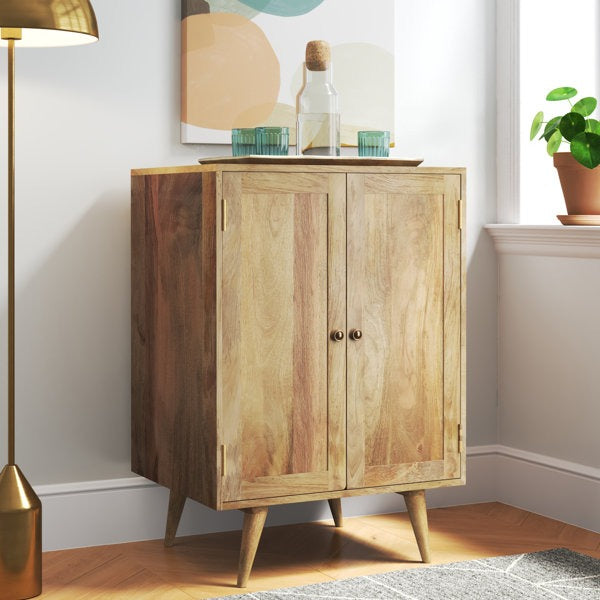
[347,174,452,489]
[131,164,465,514]
[362,173,447,194]
[131,171,218,508]
[221,476,463,511]
[326,174,347,492]
[131,164,466,177]
[165,490,187,547]
[237,507,268,588]
[460,173,467,480]
[38,503,600,598]
[346,173,464,489]
[443,175,462,479]
[220,172,243,503]
[328,498,343,528]
[221,172,345,503]
[239,171,331,194]
[400,490,431,563]
[130,163,467,588]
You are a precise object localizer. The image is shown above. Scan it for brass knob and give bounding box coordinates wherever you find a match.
[350,329,363,341]
[331,330,344,341]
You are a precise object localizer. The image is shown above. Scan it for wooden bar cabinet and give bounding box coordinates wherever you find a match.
[131,158,466,587]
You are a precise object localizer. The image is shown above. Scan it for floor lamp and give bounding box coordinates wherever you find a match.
[0,2,98,599]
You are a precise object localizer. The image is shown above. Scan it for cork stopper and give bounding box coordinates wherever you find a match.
[305,40,330,71]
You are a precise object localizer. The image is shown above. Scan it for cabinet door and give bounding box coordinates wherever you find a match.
[221,172,346,502]
[346,173,462,489]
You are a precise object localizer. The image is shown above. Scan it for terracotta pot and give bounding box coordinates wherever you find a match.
[553,151,600,214]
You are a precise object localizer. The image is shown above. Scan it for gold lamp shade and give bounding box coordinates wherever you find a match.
[0,0,98,47]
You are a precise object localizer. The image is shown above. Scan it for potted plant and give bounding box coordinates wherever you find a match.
[530,86,600,220]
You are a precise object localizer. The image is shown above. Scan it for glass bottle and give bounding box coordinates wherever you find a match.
[297,40,340,156]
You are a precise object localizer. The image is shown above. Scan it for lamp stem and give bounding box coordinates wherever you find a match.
[7,37,15,466]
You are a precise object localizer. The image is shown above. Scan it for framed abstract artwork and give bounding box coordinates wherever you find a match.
[181,0,395,146]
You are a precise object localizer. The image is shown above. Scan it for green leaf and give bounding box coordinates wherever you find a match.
[529,111,544,141]
[547,129,563,156]
[571,132,600,168]
[559,112,586,141]
[586,118,600,134]
[572,96,597,116]
[546,86,578,101]
[542,116,562,141]
[530,111,544,140]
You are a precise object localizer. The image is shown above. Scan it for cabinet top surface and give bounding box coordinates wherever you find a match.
[131,158,466,177]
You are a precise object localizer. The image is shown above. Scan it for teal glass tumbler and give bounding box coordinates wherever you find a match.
[358,130,390,157]
[231,128,257,156]
[256,126,289,155]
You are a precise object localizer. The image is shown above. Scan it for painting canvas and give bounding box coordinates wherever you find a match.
[181,0,395,146]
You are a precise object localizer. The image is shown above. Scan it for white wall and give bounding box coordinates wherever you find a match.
[499,255,600,466]
[0,0,498,545]
[0,1,207,483]
[490,0,600,530]
[494,250,600,533]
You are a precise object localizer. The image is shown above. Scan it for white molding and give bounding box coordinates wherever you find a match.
[466,444,501,457]
[495,445,600,482]
[473,444,600,532]
[32,444,600,551]
[486,224,600,258]
[496,0,520,223]
[37,476,155,497]
[34,449,496,552]
[463,443,600,482]
[495,449,600,534]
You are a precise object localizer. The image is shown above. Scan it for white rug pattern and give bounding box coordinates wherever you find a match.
[217,549,600,599]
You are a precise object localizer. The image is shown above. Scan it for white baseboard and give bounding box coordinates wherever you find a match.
[35,445,599,551]
[493,446,600,533]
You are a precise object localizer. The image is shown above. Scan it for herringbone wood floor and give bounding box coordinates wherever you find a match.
[40,502,600,599]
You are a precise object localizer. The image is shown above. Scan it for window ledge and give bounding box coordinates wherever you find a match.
[485,224,600,258]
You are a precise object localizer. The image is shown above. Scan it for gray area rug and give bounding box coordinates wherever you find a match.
[218,549,600,599]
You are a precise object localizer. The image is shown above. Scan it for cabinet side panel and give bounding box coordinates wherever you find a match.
[131,174,148,479]
[131,171,218,508]
[460,171,467,479]
[443,174,462,480]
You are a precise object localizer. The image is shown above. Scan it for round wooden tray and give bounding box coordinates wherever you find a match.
[198,155,424,167]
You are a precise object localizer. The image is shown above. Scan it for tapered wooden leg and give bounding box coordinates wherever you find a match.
[164,489,187,548]
[328,498,343,527]
[400,490,431,563]
[237,506,268,588]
